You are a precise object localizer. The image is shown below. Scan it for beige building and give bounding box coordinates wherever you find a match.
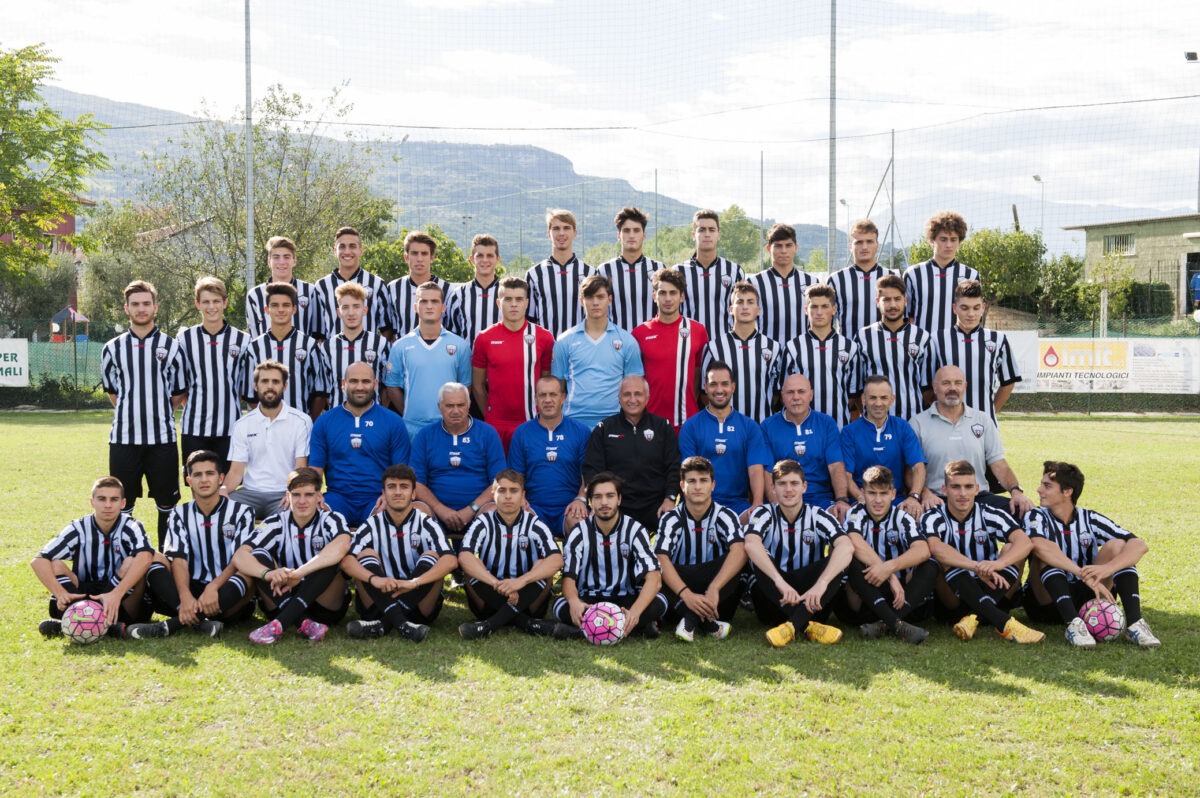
[1063,213,1200,315]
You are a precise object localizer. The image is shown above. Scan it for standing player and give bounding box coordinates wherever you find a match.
[632,268,709,431]
[554,473,668,639]
[233,467,352,644]
[446,234,502,345]
[673,209,745,335]
[783,283,861,428]
[923,460,1043,644]
[677,362,773,523]
[102,280,188,546]
[744,460,851,647]
[855,274,933,421]
[840,376,927,518]
[338,464,459,641]
[315,226,395,339]
[1023,461,1160,648]
[760,374,850,520]
[239,282,332,421]
[905,211,980,333]
[826,220,899,337]
[701,281,784,422]
[508,376,591,537]
[32,476,154,636]
[176,276,250,471]
[932,279,1021,426]
[458,470,565,639]
[322,282,390,408]
[596,206,664,331]
[221,361,312,520]
[309,362,411,528]
[526,209,593,338]
[749,223,818,345]
[385,282,472,441]
[128,450,258,639]
[839,465,937,644]
[246,236,325,340]
[551,274,644,430]
[471,276,555,449]
[655,456,746,642]
[388,231,450,340]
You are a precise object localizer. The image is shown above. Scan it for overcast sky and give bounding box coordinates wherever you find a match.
[11,0,1200,254]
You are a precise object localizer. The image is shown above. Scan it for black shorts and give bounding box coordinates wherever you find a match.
[354,585,445,625]
[1023,579,1095,624]
[264,588,351,626]
[109,443,181,506]
[180,435,231,474]
[183,578,256,624]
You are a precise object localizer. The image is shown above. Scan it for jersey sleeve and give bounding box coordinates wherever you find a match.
[550,337,569,380]
[484,427,506,482]
[119,517,155,554]
[899,418,926,466]
[536,329,555,376]
[630,525,660,577]
[996,333,1021,386]
[745,420,775,469]
[528,518,560,560]
[169,340,189,396]
[409,429,431,485]
[839,425,858,478]
[389,416,412,466]
[561,523,585,581]
[653,514,677,556]
[1088,510,1136,543]
[982,417,1006,465]
[384,345,406,389]
[622,331,644,377]
[821,416,844,466]
[455,338,473,385]
[308,416,330,470]
[38,523,80,561]
[163,508,189,559]
[228,422,249,463]
[100,342,119,395]
[294,413,313,460]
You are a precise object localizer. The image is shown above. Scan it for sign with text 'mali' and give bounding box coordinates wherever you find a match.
[0,339,30,387]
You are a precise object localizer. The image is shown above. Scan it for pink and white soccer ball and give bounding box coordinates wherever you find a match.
[580,601,627,646]
[61,599,109,645]
[1079,598,1124,642]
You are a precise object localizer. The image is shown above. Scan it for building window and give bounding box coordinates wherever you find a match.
[1103,233,1135,256]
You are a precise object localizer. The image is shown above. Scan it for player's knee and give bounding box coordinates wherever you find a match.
[1096,540,1125,563]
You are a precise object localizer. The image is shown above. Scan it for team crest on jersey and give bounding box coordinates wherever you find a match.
[350,434,362,449]
[619,542,631,557]
[223,523,237,540]
[295,349,307,361]
[907,343,920,357]
[524,329,535,343]
[838,352,849,364]
[411,535,423,550]
[312,535,326,551]
[546,449,558,462]
[1079,533,1094,548]
[973,530,988,545]
[299,296,309,308]
[446,344,458,356]
[643,429,654,441]
[886,530,899,545]
[517,534,530,550]
[970,424,984,439]
[802,532,815,546]
[365,350,377,362]
[715,442,727,455]
[155,347,168,361]
[612,339,622,351]
[680,327,690,339]
[450,455,461,467]
[229,345,241,358]
[762,351,772,362]
[707,532,718,544]
[985,341,996,353]
[721,276,732,287]
[793,441,806,456]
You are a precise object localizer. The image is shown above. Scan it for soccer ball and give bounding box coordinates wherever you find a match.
[61,599,110,645]
[1079,598,1124,642]
[580,601,627,646]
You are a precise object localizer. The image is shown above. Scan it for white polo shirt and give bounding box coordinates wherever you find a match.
[910,403,1003,494]
[227,405,312,492]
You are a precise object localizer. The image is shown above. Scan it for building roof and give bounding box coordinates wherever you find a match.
[1063,212,1200,231]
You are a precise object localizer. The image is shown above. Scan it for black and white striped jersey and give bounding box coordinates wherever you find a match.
[826,264,901,336]
[746,503,843,573]
[855,321,934,421]
[903,259,980,333]
[921,503,1019,565]
[748,267,818,344]
[932,325,1021,425]
[596,255,665,332]
[843,503,924,563]
[673,256,745,335]
[461,509,561,580]
[654,501,743,566]
[240,328,332,412]
[1023,506,1134,573]
[245,278,326,340]
[349,508,455,578]
[101,327,188,445]
[163,497,257,583]
[445,278,501,345]
[176,323,251,437]
[321,329,391,408]
[38,514,153,584]
[525,255,593,338]
[783,330,861,428]
[314,268,395,337]
[701,329,784,422]
[388,275,451,340]
[251,509,350,570]
[562,514,659,597]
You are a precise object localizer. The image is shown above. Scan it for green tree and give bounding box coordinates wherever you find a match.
[804,248,828,273]
[0,44,108,280]
[1078,253,1136,319]
[1037,253,1086,318]
[715,205,765,268]
[0,253,79,338]
[362,225,471,283]
[908,228,1044,306]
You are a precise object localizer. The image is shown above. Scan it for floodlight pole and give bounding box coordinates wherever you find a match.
[827,0,837,269]
[243,0,255,295]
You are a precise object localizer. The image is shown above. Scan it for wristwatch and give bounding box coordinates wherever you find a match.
[909,492,922,502]
[470,503,481,513]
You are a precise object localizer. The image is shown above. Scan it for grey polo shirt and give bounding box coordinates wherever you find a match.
[910,403,1003,493]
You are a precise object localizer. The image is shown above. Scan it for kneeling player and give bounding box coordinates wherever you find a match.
[745,460,851,647]
[1023,461,1159,648]
[31,476,154,637]
[655,456,746,642]
[924,460,1043,644]
[339,464,458,642]
[839,466,938,644]
[232,467,352,644]
[458,470,564,639]
[128,451,258,639]
[554,473,668,639]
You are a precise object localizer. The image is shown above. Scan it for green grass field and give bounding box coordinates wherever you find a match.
[1,412,1197,796]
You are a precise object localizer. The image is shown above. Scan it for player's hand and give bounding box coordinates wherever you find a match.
[565,499,589,525]
[739,508,755,525]
[623,607,642,634]
[777,579,802,606]
[657,497,677,518]
[888,575,906,610]
[179,593,203,626]
[682,589,716,621]
[922,491,944,511]
[374,576,404,595]
[1079,564,1112,585]
[1009,491,1034,516]
[453,507,478,530]
[829,501,850,523]
[975,559,998,578]
[266,567,294,595]
[432,504,459,529]
[56,591,86,612]
[799,584,826,613]
[700,587,722,621]
[495,578,521,601]
[196,586,221,617]
[278,493,291,510]
[569,600,589,628]
[1082,574,1115,603]
[864,562,892,586]
[98,590,122,626]
[901,497,923,519]
[369,494,385,517]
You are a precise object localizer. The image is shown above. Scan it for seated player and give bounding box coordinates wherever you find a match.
[338,465,459,641]
[655,456,746,642]
[922,460,1044,644]
[838,466,938,644]
[232,467,352,644]
[554,473,668,639]
[1023,460,1160,648]
[127,450,258,639]
[32,476,154,637]
[744,460,851,647]
[457,470,565,639]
